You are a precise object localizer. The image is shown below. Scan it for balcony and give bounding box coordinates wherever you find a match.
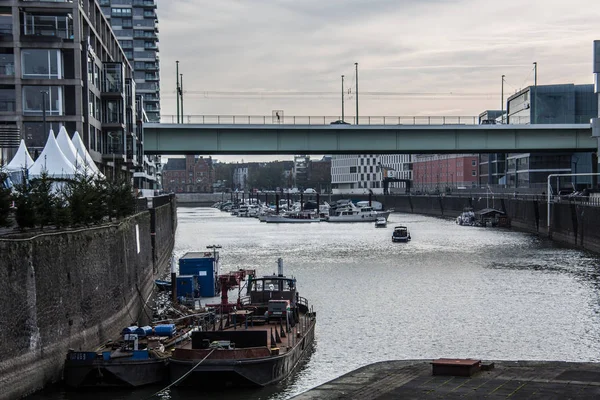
[23,26,74,41]
[133,0,157,8]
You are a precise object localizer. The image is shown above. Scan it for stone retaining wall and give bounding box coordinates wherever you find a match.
[0,195,177,399]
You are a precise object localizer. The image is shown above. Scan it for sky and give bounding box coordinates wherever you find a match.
[155,0,598,162]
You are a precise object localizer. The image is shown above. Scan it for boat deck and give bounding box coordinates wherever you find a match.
[173,310,314,361]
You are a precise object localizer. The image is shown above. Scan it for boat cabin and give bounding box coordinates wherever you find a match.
[247,275,297,307]
[392,226,411,241]
[475,208,510,227]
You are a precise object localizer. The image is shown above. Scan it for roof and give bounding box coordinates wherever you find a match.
[164,158,186,171]
[56,127,88,175]
[5,139,34,172]
[475,208,505,216]
[29,130,77,178]
[71,131,104,178]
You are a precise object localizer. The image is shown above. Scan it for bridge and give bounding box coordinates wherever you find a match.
[143,115,595,155]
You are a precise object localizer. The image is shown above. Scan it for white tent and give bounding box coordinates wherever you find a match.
[56,126,90,176]
[29,130,77,179]
[5,139,34,172]
[71,131,104,178]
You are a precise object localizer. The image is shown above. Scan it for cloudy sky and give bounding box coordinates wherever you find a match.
[156,0,597,160]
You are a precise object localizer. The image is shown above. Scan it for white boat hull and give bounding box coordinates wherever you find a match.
[327,211,391,223]
[264,215,320,223]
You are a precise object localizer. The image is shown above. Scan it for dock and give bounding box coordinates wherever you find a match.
[292,359,600,399]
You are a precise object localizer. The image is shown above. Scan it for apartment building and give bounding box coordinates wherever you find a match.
[100,0,160,122]
[0,0,150,183]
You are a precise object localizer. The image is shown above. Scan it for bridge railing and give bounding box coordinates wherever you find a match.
[159,115,591,125]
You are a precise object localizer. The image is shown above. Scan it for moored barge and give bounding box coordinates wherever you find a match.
[169,258,316,387]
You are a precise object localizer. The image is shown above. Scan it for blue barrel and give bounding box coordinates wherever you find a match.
[122,326,138,335]
[154,324,176,337]
[134,326,153,337]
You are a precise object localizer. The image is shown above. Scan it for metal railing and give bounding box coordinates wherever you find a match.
[159,115,592,126]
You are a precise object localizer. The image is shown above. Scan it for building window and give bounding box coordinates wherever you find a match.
[23,14,73,39]
[472,170,476,176]
[22,49,62,79]
[471,160,476,166]
[23,86,63,115]
[111,8,132,17]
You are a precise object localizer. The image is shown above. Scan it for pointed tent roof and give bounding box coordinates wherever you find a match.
[29,130,77,178]
[56,126,89,175]
[71,131,103,178]
[5,139,34,172]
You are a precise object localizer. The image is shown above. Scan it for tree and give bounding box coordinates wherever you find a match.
[12,171,36,230]
[30,171,56,230]
[107,178,135,219]
[0,171,12,228]
[65,172,105,226]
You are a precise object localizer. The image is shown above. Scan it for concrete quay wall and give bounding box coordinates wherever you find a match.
[354,194,600,254]
[0,195,177,400]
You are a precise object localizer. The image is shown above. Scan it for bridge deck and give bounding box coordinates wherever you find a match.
[144,123,595,155]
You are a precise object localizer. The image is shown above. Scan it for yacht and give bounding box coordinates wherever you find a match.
[326,203,391,222]
[264,210,320,223]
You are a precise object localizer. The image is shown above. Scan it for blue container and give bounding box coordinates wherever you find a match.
[122,326,139,335]
[102,351,111,361]
[176,275,199,298]
[154,324,176,337]
[179,251,219,297]
[134,326,153,337]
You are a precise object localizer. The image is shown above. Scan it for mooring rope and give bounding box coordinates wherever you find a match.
[144,348,216,399]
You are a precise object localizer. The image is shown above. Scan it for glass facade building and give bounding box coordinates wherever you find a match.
[100,0,160,122]
[506,84,598,189]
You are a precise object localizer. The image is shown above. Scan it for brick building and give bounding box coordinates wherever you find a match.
[162,155,214,193]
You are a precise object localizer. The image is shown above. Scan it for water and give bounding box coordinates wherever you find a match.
[30,207,600,399]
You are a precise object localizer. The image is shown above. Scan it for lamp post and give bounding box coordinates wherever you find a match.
[40,90,48,135]
[354,62,358,125]
[341,74,345,122]
[533,62,537,124]
[501,75,505,123]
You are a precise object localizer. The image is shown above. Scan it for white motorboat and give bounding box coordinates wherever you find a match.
[392,226,411,242]
[375,217,387,228]
[264,210,320,223]
[326,203,391,222]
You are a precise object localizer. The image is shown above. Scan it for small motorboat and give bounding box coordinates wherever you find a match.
[392,226,411,242]
[375,217,387,228]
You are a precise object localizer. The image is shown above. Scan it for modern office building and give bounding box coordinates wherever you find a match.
[100,0,160,122]
[506,84,597,189]
[331,154,412,194]
[0,0,152,184]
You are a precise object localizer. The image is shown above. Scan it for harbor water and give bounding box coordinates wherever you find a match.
[29,206,600,399]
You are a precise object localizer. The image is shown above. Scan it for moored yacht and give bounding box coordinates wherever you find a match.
[326,203,391,222]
